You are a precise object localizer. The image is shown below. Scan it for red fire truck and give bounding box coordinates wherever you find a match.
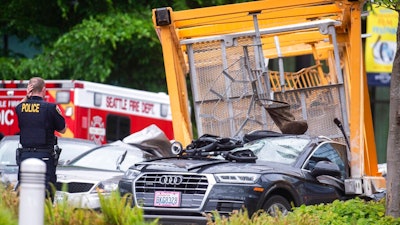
[0,80,173,144]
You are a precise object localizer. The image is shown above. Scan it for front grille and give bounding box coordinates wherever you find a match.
[56,182,94,193]
[134,173,209,208]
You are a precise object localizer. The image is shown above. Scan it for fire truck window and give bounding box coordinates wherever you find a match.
[160,104,169,118]
[56,91,70,104]
[94,93,102,107]
[106,115,130,142]
[17,83,27,88]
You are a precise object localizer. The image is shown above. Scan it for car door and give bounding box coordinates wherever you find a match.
[300,142,348,205]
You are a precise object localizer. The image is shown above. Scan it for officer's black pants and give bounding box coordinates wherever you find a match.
[18,151,56,201]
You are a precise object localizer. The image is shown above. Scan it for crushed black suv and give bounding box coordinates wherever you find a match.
[118,130,351,224]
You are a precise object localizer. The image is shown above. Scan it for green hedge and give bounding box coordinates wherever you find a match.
[210,198,400,225]
[1,184,400,225]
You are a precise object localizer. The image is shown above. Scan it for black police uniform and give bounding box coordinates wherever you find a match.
[15,96,65,198]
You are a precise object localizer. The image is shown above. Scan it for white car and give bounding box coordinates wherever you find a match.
[0,135,98,187]
[54,125,173,209]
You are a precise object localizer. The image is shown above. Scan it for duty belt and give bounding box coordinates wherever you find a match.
[20,147,53,153]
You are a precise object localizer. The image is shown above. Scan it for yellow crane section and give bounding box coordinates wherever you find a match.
[152,0,385,195]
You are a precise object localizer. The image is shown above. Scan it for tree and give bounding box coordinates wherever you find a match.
[16,11,168,92]
[370,0,400,218]
[0,1,170,91]
[0,1,188,91]
[1,0,251,91]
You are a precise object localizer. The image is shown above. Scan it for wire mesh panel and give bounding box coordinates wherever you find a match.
[273,87,343,138]
[187,33,345,142]
[190,38,269,138]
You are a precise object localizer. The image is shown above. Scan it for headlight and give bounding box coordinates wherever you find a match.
[123,169,141,180]
[214,173,260,184]
[91,179,119,194]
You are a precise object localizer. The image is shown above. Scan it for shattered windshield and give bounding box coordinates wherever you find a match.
[242,137,310,164]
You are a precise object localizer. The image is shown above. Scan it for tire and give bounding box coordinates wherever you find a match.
[263,195,291,216]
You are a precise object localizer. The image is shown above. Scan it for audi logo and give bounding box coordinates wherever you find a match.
[159,175,183,185]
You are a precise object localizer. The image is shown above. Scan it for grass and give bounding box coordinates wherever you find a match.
[0,184,154,225]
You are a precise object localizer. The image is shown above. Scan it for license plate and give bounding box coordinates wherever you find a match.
[154,191,181,207]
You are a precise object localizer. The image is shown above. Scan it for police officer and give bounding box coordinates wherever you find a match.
[15,77,66,200]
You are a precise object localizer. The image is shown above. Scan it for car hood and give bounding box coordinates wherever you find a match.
[56,166,124,182]
[135,157,298,175]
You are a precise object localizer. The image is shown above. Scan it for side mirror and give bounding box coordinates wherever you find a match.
[171,141,183,155]
[310,161,341,178]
